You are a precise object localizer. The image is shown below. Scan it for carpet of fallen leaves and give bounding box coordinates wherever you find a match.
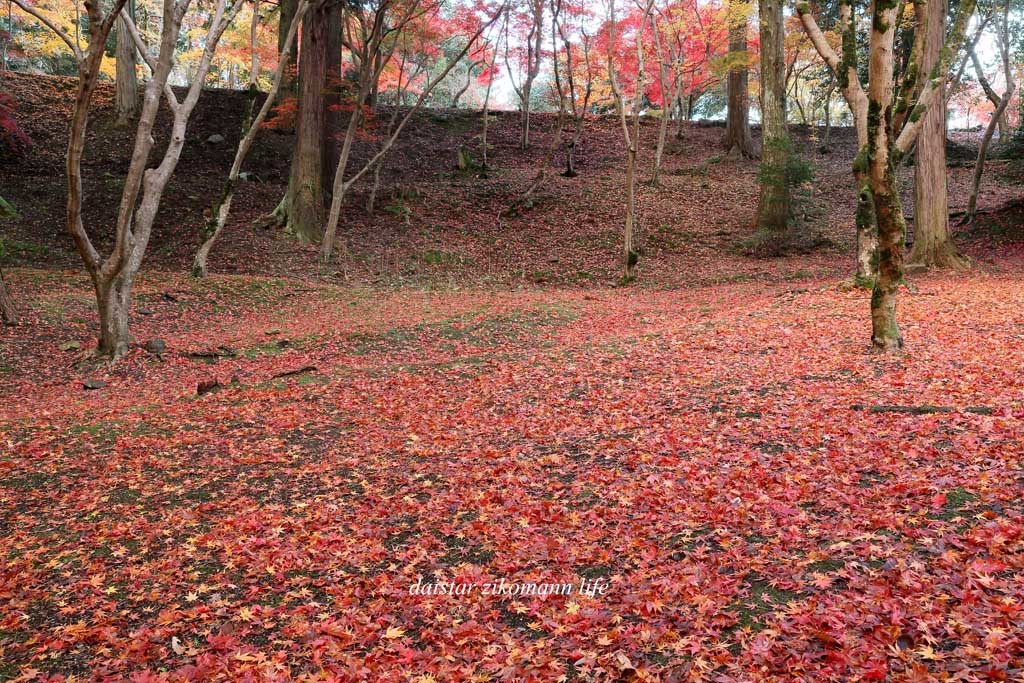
[2,263,1024,682]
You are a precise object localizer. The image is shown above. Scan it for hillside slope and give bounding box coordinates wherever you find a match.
[1,72,1022,287]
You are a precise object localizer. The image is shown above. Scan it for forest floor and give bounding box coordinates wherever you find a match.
[1,74,1024,681]
[3,71,1024,286]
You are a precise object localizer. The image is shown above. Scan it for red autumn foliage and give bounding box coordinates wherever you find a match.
[0,90,31,154]
[263,96,298,131]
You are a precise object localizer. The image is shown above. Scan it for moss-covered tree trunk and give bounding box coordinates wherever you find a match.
[284,0,328,243]
[867,0,904,352]
[756,0,789,234]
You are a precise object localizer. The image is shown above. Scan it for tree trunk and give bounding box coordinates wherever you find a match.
[285,0,328,243]
[870,163,905,351]
[368,51,383,107]
[907,0,966,270]
[867,0,904,352]
[319,8,504,262]
[651,101,670,185]
[965,81,1016,222]
[822,86,832,148]
[756,0,789,235]
[193,0,309,278]
[278,0,299,99]
[854,163,877,286]
[509,102,567,213]
[649,16,671,187]
[0,267,16,325]
[561,32,592,178]
[965,5,1015,224]
[623,142,637,280]
[322,0,343,184]
[518,0,544,150]
[723,0,755,157]
[607,0,651,281]
[43,0,241,359]
[796,0,876,285]
[675,92,690,139]
[114,2,138,127]
[520,98,532,149]
[452,62,479,108]
[971,51,1009,141]
[95,274,133,359]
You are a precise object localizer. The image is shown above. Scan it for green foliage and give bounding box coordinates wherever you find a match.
[0,237,50,265]
[745,138,828,256]
[420,250,466,266]
[756,136,813,198]
[0,196,18,220]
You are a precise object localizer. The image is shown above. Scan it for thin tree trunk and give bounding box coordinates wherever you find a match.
[368,50,383,107]
[480,35,500,176]
[650,14,672,186]
[607,0,652,281]
[677,92,691,138]
[508,0,568,213]
[367,162,383,214]
[318,72,371,263]
[248,0,259,86]
[451,60,481,108]
[793,88,807,125]
[797,0,876,284]
[367,59,414,214]
[970,51,1009,140]
[965,1,1014,223]
[822,83,833,149]
[0,267,16,325]
[319,7,503,262]
[480,10,508,177]
[964,82,1016,222]
[562,33,591,178]
[507,0,543,150]
[193,0,310,277]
